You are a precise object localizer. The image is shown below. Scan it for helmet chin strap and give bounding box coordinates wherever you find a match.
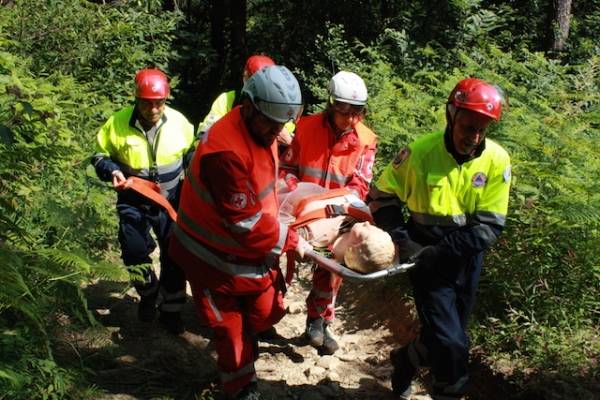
[445,104,462,155]
[446,103,457,126]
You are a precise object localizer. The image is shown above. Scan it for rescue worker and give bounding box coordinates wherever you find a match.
[91,68,195,334]
[280,71,377,355]
[369,77,511,400]
[197,54,294,153]
[168,65,311,400]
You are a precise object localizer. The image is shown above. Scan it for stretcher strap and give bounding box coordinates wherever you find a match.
[290,203,373,229]
[115,177,177,221]
[285,250,296,285]
[294,188,352,216]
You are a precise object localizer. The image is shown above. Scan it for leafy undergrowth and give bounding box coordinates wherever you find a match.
[47,268,597,400]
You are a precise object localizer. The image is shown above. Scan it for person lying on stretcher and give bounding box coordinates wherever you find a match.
[279,182,421,273]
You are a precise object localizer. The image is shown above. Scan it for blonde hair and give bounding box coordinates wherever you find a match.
[344,227,395,273]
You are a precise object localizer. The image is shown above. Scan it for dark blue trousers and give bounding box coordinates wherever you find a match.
[116,202,186,311]
[409,252,483,392]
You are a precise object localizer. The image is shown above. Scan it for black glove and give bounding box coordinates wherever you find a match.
[409,245,440,271]
[396,238,423,262]
[386,226,423,262]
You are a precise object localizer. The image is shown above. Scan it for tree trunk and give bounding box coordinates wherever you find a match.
[227,0,247,89]
[208,0,227,90]
[547,0,572,52]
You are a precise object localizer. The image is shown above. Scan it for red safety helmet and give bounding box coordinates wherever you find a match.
[448,78,502,121]
[134,68,170,99]
[243,55,275,79]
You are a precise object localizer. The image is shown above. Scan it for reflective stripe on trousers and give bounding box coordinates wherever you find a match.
[180,261,286,397]
[306,266,343,322]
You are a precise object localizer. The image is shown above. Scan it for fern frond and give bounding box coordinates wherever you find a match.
[35,248,92,275]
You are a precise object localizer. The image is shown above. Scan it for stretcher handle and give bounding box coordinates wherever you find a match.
[304,250,415,281]
[115,176,178,221]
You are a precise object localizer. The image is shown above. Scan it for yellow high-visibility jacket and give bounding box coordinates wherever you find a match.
[93,105,194,197]
[375,131,511,252]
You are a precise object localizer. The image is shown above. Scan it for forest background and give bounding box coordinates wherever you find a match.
[0,0,598,399]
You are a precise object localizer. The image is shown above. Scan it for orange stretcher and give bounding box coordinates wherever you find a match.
[284,186,415,282]
[114,176,177,221]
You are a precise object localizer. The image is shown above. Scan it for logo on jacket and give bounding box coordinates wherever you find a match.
[230,193,247,209]
[392,147,410,168]
[471,172,487,188]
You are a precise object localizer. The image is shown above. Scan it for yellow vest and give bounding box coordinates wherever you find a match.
[376,131,511,227]
[95,106,194,193]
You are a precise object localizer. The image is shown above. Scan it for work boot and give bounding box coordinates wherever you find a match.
[158,311,185,335]
[256,326,278,341]
[320,325,339,355]
[431,376,469,400]
[235,382,261,400]
[305,317,324,347]
[431,394,465,400]
[390,346,416,400]
[137,293,158,322]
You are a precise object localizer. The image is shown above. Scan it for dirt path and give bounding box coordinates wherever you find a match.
[65,261,513,400]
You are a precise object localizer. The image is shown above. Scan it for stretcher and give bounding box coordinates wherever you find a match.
[304,249,415,281]
[280,183,417,281]
[119,177,416,281]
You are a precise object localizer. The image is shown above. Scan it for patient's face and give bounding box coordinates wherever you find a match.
[332,221,376,261]
[347,221,372,242]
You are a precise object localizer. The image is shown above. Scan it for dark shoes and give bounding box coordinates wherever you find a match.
[256,326,278,341]
[320,325,339,355]
[235,382,261,400]
[431,393,465,400]
[305,317,325,347]
[159,311,185,335]
[137,293,158,322]
[390,346,416,400]
[431,376,469,400]
[305,317,339,355]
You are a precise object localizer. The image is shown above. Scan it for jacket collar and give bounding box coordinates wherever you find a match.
[444,126,486,165]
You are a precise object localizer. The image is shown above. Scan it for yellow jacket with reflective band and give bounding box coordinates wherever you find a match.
[376,131,510,228]
[197,90,295,136]
[94,106,194,194]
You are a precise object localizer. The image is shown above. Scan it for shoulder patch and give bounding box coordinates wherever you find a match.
[283,147,293,163]
[392,147,410,169]
[230,193,247,209]
[503,165,512,183]
[472,172,487,188]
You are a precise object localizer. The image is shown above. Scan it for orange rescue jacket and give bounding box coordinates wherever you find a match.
[174,107,290,293]
[281,113,376,196]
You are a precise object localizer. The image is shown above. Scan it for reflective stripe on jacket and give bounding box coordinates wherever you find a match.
[93,106,194,196]
[376,131,511,231]
[280,113,376,199]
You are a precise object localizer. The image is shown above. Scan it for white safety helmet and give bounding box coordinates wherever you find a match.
[328,71,368,106]
[242,65,303,123]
